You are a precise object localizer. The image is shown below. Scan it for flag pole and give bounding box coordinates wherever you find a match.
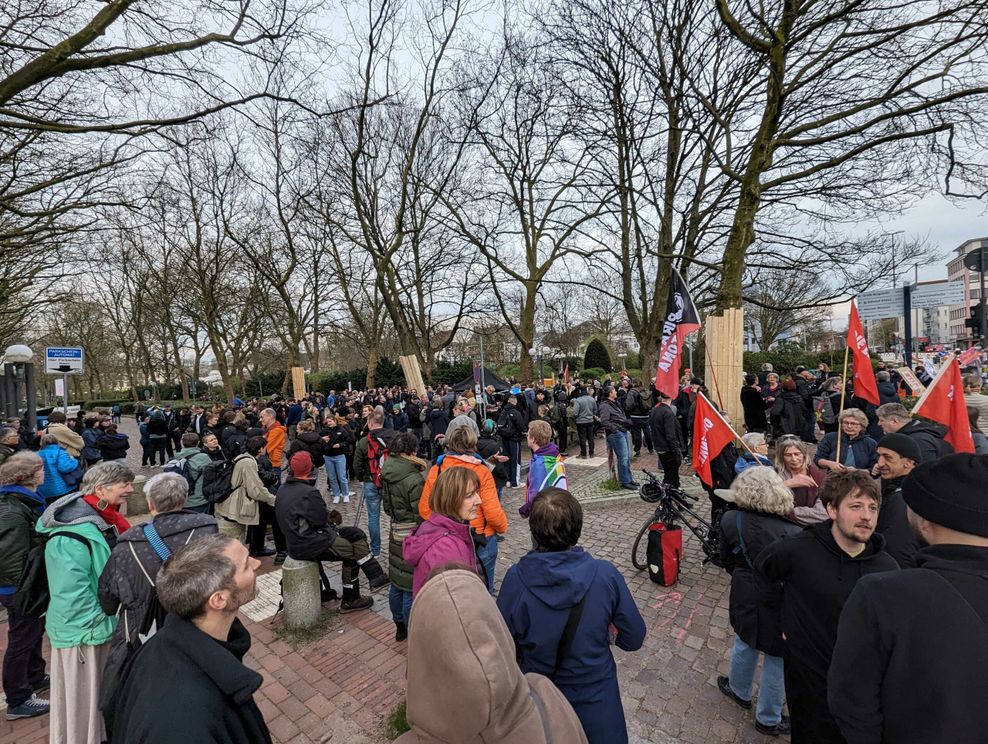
[835,343,850,466]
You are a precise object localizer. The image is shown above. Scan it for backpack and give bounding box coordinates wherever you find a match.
[162,457,195,492]
[201,457,238,504]
[366,434,389,488]
[818,395,837,425]
[14,531,92,618]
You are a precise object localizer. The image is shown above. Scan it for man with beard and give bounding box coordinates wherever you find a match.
[829,453,988,744]
[871,433,924,567]
[754,471,898,743]
[107,535,271,743]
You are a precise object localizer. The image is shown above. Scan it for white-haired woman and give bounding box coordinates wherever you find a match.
[734,432,773,474]
[717,467,801,737]
[813,408,877,472]
[774,438,827,525]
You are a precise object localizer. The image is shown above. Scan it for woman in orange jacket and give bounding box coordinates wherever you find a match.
[420,426,507,593]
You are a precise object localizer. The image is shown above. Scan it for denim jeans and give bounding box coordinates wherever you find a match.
[729,635,786,726]
[0,594,46,708]
[476,535,498,594]
[388,586,414,626]
[362,481,382,555]
[326,454,349,500]
[607,431,634,485]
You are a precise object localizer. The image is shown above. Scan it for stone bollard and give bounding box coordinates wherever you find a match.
[125,475,148,517]
[281,557,321,629]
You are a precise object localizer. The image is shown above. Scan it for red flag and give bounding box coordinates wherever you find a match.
[847,300,880,406]
[912,357,975,453]
[655,268,701,398]
[692,393,738,487]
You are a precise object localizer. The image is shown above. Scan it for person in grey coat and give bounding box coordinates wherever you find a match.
[570,388,599,458]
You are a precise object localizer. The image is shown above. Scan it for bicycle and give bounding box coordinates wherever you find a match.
[631,469,719,570]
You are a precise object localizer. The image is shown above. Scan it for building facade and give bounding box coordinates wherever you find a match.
[947,237,988,341]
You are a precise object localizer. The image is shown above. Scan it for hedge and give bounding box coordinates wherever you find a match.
[584,339,613,372]
[742,349,869,375]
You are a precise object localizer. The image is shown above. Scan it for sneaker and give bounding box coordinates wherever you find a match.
[31,675,50,694]
[250,547,276,558]
[717,676,752,710]
[340,595,374,613]
[755,716,791,736]
[273,551,287,565]
[369,574,390,592]
[343,494,350,504]
[621,482,639,490]
[5,693,50,720]
[333,495,341,504]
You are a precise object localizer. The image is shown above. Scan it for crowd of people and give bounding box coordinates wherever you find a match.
[0,363,985,744]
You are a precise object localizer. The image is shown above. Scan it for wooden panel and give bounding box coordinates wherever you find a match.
[398,355,426,396]
[291,367,307,399]
[704,308,744,430]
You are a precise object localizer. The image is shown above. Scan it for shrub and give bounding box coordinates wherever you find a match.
[584,339,612,372]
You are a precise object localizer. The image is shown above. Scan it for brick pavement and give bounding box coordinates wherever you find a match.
[0,423,785,743]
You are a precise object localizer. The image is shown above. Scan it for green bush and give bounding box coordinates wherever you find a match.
[743,349,867,376]
[584,339,613,372]
[580,367,606,380]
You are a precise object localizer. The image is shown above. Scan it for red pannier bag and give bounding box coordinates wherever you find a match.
[646,522,682,587]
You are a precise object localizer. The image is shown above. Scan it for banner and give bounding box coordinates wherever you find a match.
[958,347,982,367]
[913,357,975,454]
[692,393,738,487]
[655,268,701,398]
[847,301,880,406]
[896,367,925,396]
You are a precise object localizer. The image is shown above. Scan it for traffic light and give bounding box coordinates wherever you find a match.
[966,305,985,335]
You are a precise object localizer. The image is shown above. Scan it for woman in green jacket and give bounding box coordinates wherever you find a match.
[37,461,133,744]
[380,432,427,641]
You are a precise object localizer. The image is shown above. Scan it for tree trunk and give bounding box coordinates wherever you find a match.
[365,344,379,389]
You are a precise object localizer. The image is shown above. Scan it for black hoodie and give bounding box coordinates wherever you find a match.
[899,419,952,463]
[829,544,988,744]
[876,478,924,568]
[755,520,899,677]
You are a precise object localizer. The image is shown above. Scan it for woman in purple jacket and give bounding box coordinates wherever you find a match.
[403,467,483,597]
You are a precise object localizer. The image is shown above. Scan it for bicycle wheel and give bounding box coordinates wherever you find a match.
[631,517,653,570]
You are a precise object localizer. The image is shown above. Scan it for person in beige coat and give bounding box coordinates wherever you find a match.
[214,436,275,540]
[44,411,84,458]
[396,568,588,744]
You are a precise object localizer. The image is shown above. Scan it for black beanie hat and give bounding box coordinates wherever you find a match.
[877,433,921,464]
[902,453,988,537]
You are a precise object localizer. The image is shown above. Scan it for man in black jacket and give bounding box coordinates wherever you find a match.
[829,453,988,744]
[876,402,952,463]
[496,395,526,488]
[108,534,271,743]
[275,452,388,612]
[740,374,768,434]
[872,433,924,568]
[649,391,683,488]
[755,470,898,743]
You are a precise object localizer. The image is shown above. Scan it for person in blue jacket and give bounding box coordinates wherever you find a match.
[37,434,80,505]
[497,487,646,744]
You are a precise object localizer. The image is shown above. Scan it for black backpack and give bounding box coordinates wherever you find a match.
[162,457,196,491]
[202,457,239,504]
[146,412,167,436]
[15,531,92,618]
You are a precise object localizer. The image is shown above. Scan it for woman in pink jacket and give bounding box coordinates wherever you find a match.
[403,467,483,597]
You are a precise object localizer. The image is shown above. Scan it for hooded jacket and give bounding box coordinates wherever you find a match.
[37,443,80,501]
[648,403,681,454]
[754,520,898,678]
[0,484,45,594]
[403,513,479,597]
[521,444,567,517]
[98,510,218,648]
[770,390,807,436]
[286,430,325,468]
[380,454,426,591]
[719,509,803,656]
[214,454,275,527]
[497,548,645,744]
[420,453,508,538]
[898,419,952,463]
[396,569,588,744]
[97,431,130,461]
[274,477,338,561]
[320,423,355,458]
[175,445,214,508]
[353,427,398,482]
[109,615,271,744]
[36,492,117,648]
[597,399,629,435]
[81,426,103,461]
[570,395,598,425]
[829,544,988,744]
